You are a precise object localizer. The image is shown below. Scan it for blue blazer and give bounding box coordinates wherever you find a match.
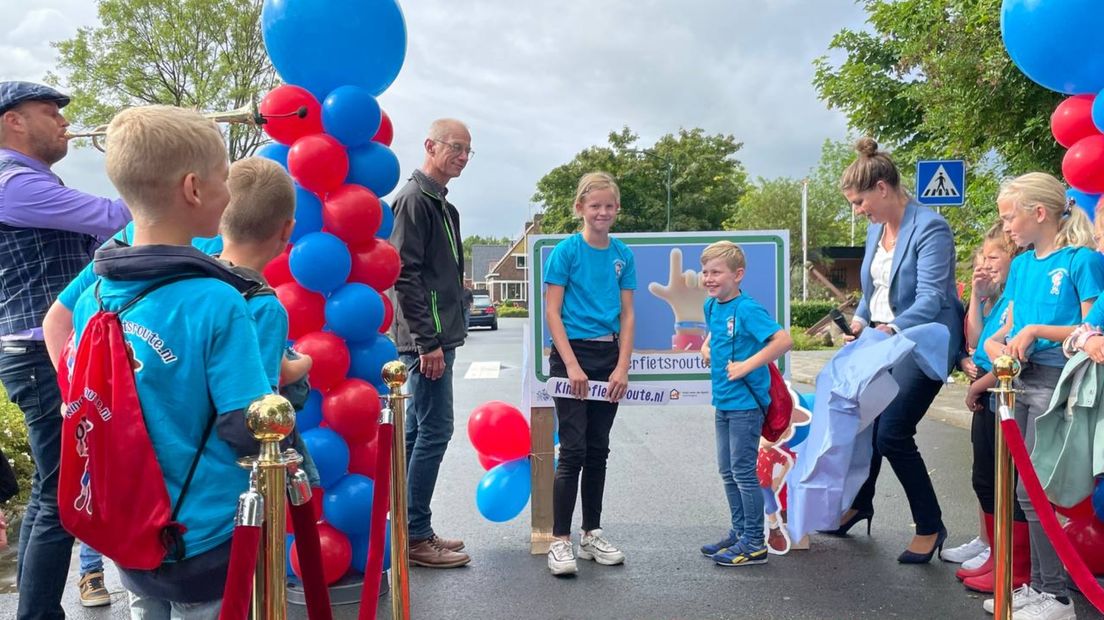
[855,201,964,373]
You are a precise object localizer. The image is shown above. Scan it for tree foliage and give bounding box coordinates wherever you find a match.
[48,0,278,160]
[532,127,748,234]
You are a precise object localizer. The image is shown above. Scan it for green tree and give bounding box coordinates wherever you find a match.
[463,235,512,255]
[48,0,278,160]
[532,127,748,233]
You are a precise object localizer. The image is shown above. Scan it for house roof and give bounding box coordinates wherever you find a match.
[472,245,509,283]
[488,217,541,277]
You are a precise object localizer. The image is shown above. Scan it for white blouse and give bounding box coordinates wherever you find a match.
[869,242,895,324]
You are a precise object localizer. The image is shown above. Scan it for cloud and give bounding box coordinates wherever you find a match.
[2,0,867,237]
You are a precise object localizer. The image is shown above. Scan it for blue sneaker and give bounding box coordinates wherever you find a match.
[713,541,768,567]
[700,530,740,557]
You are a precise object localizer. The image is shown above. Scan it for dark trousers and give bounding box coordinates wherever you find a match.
[851,354,945,535]
[0,342,73,620]
[970,393,1026,521]
[550,341,619,537]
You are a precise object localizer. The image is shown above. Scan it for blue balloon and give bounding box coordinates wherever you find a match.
[302,427,349,488]
[350,520,391,573]
[1093,478,1104,522]
[376,200,394,239]
[323,86,382,148]
[289,232,351,294]
[286,534,297,580]
[1001,1,1104,94]
[349,334,398,387]
[256,143,290,169]
[326,283,384,342]
[291,186,323,243]
[346,143,401,197]
[1067,188,1099,222]
[323,473,375,535]
[298,390,323,431]
[475,458,531,522]
[262,0,407,98]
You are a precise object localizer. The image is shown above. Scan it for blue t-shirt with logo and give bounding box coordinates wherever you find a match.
[1005,246,1104,366]
[72,276,270,560]
[58,221,223,310]
[705,294,782,411]
[544,233,636,340]
[248,294,289,390]
[973,296,1010,374]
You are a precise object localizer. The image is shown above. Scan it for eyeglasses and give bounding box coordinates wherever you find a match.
[432,139,474,158]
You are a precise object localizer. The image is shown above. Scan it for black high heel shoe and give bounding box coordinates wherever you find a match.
[817,509,874,537]
[897,527,948,564]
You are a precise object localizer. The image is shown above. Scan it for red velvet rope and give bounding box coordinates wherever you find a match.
[217,524,261,620]
[999,417,1104,613]
[290,498,334,620]
[358,422,394,620]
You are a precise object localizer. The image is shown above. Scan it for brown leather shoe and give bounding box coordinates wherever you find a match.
[409,537,471,568]
[429,534,465,552]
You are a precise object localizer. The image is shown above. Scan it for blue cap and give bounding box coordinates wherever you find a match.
[0,81,71,115]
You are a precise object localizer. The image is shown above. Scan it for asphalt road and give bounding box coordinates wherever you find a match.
[1,317,1097,619]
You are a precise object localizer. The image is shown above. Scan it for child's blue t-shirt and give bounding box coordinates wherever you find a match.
[705,294,782,411]
[544,233,636,340]
[1083,295,1104,329]
[58,221,224,310]
[248,294,289,390]
[973,296,1010,374]
[72,276,270,560]
[1005,246,1104,366]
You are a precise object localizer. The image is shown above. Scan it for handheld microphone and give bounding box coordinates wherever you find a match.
[829,308,853,337]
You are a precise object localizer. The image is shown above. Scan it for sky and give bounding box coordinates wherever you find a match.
[0,0,868,239]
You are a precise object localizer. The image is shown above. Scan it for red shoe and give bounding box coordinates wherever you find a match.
[962,518,1030,592]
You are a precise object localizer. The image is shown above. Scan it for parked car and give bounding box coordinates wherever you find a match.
[469,293,497,330]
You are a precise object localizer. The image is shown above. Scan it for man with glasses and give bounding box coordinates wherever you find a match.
[390,118,473,568]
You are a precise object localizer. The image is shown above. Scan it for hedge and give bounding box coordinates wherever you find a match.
[790,301,837,328]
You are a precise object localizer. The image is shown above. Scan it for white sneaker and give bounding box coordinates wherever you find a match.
[1013,593,1077,620]
[941,536,988,563]
[962,546,992,571]
[984,585,1044,614]
[548,539,577,575]
[577,529,625,566]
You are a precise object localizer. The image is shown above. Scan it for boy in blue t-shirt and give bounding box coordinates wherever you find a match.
[68,105,273,613]
[698,240,792,567]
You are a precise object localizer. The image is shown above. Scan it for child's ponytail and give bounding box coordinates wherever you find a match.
[1055,200,1095,249]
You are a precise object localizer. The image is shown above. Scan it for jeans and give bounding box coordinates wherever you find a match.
[0,343,74,620]
[401,349,456,541]
[970,393,1026,521]
[715,408,765,548]
[1013,363,1069,598]
[851,354,945,536]
[128,591,221,620]
[80,542,104,575]
[550,341,620,537]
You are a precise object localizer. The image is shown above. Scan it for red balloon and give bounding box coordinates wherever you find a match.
[264,247,293,287]
[477,452,504,471]
[1064,516,1104,575]
[260,85,324,146]
[322,378,381,442]
[288,134,349,194]
[379,291,393,334]
[1063,134,1104,193]
[290,522,351,585]
[1052,94,1099,149]
[467,401,530,461]
[348,436,379,478]
[349,239,401,291]
[293,331,350,391]
[323,184,382,247]
[1055,497,1096,521]
[373,110,393,147]
[275,282,326,340]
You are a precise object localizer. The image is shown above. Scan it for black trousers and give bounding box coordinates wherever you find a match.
[550,340,620,537]
[971,393,1027,521]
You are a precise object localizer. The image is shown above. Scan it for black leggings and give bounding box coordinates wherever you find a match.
[971,393,1027,521]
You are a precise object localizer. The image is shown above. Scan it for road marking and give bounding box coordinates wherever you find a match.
[465,361,501,379]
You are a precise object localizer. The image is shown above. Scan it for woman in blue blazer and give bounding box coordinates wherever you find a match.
[824,138,964,563]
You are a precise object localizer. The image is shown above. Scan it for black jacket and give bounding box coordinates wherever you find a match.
[389,170,466,354]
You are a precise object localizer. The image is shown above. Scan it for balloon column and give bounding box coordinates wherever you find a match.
[468,402,534,522]
[1003,1,1104,220]
[257,0,406,586]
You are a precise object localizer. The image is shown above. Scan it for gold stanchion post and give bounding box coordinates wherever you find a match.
[990,355,1021,620]
[383,361,411,620]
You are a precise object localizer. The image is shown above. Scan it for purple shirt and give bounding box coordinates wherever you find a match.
[0,148,131,238]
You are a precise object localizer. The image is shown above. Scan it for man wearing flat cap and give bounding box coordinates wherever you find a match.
[0,81,130,619]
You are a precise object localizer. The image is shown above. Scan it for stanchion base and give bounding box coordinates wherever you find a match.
[287,571,389,606]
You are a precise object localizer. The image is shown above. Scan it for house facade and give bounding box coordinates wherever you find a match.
[485,215,542,306]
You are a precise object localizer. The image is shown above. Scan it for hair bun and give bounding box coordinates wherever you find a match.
[855,137,879,157]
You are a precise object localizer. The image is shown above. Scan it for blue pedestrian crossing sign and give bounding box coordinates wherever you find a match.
[916,160,966,206]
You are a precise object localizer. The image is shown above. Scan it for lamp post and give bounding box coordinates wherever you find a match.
[628,149,673,232]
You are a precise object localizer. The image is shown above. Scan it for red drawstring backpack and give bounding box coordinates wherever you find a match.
[59,276,213,570]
